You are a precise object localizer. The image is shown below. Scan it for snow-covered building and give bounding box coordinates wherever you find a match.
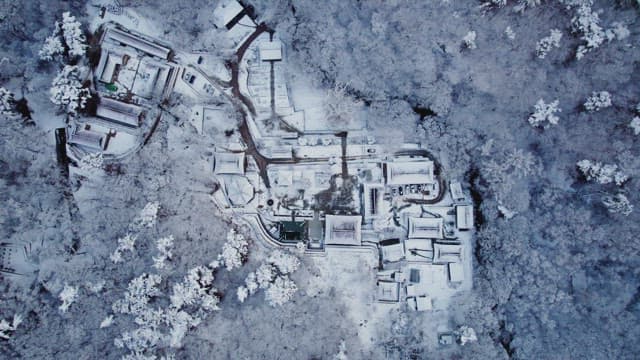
[384,159,435,186]
[324,215,362,246]
[404,238,434,262]
[380,239,404,263]
[362,183,385,220]
[259,41,283,61]
[448,262,464,283]
[407,217,444,239]
[95,25,178,101]
[450,181,465,203]
[96,97,144,128]
[376,280,400,303]
[67,128,106,151]
[455,205,473,231]
[102,26,171,60]
[433,243,462,264]
[222,176,254,206]
[213,151,246,175]
[213,0,245,29]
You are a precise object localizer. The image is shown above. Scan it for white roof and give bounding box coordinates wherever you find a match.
[214,0,244,28]
[68,130,105,151]
[214,152,245,175]
[450,181,465,201]
[408,217,443,239]
[105,27,170,59]
[433,243,462,264]
[100,52,123,83]
[96,98,143,128]
[415,296,433,311]
[404,238,433,262]
[224,175,254,206]
[259,41,283,61]
[381,241,404,263]
[385,160,435,185]
[456,205,473,230]
[376,281,399,302]
[448,262,464,283]
[324,215,362,246]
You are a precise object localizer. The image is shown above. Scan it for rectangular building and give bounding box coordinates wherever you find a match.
[324,215,362,246]
[408,217,444,239]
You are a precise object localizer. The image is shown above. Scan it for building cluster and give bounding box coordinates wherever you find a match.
[67,24,178,161]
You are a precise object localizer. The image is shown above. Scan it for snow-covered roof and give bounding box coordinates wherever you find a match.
[415,296,433,311]
[381,240,404,263]
[376,281,399,302]
[68,129,105,151]
[104,27,171,59]
[385,159,435,185]
[213,0,245,29]
[324,215,362,246]
[363,183,384,219]
[456,205,473,231]
[130,58,172,99]
[214,152,245,175]
[99,51,123,83]
[448,262,464,283]
[404,238,433,262]
[96,97,144,128]
[224,176,254,206]
[450,181,465,202]
[259,41,283,61]
[407,217,443,239]
[433,243,462,264]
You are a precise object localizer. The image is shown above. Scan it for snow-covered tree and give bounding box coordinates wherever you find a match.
[602,193,633,216]
[605,22,630,42]
[0,87,15,113]
[39,12,86,62]
[255,263,276,289]
[133,202,160,229]
[570,3,605,60]
[0,314,22,340]
[584,91,612,112]
[237,286,249,303]
[218,228,249,271]
[577,160,628,186]
[110,233,138,263]
[458,326,478,345]
[629,117,640,136]
[39,34,64,62]
[324,82,362,126]
[505,26,516,40]
[49,65,91,116]
[239,250,301,306]
[59,283,79,313]
[265,275,298,307]
[536,29,562,59]
[100,315,114,329]
[153,235,175,270]
[462,31,477,49]
[245,272,259,295]
[267,249,300,275]
[528,99,560,128]
[60,12,87,58]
